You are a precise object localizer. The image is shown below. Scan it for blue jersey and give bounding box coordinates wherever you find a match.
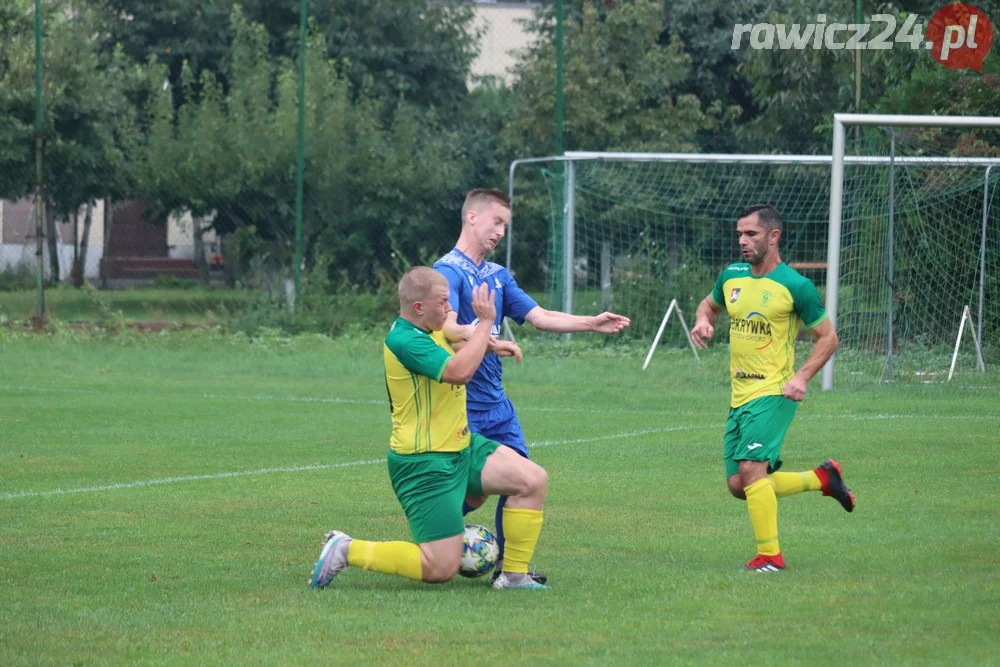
[434,248,538,410]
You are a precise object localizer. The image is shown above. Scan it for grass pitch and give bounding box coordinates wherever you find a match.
[0,330,997,665]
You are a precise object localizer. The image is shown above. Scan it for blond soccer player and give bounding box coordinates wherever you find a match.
[309,267,550,590]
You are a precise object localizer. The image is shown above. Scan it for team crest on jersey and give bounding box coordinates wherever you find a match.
[761,290,771,306]
[494,277,502,289]
[730,288,741,303]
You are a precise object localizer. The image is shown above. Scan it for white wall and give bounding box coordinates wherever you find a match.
[0,199,212,280]
[0,199,107,279]
[0,242,104,281]
[167,210,218,260]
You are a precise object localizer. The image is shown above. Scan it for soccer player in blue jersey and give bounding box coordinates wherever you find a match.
[690,204,855,573]
[434,189,631,581]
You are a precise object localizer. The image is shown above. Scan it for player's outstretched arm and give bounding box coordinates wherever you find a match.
[523,307,631,334]
[441,311,476,344]
[450,336,523,363]
[690,295,723,349]
[441,284,496,385]
[489,337,523,362]
[442,311,522,360]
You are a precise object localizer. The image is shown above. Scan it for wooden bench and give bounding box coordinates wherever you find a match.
[788,261,827,271]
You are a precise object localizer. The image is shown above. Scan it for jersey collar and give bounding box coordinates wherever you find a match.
[394,316,432,335]
[451,247,485,270]
[748,261,786,279]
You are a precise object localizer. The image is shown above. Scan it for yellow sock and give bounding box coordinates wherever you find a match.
[769,471,822,497]
[347,540,422,581]
[501,508,544,574]
[744,478,780,556]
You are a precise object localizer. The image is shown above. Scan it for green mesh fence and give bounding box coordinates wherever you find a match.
[516,129,999,384]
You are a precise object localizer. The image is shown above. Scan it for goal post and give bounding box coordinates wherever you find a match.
[508,127,1000,387]
[822,114,1000,390]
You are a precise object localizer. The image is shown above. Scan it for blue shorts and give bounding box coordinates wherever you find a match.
[467,396,529,458]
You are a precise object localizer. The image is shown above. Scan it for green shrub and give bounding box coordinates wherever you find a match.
[0,262,37,292]
[226,261,399,337]
[152,274,199,290]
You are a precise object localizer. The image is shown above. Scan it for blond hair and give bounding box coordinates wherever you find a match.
[398,266,446,309]
[461,188,510,222]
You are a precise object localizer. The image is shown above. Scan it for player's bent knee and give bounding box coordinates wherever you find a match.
[727,476,746,499]
[512,460,548,498]
[422,555,461,583]
[531,464,549,496]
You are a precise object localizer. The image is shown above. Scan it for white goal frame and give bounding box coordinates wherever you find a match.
[508,122,1000,387]
[821,114,1000,389]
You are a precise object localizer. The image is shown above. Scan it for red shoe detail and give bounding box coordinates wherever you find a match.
[744,553,786,571]
[814,461,835,495]
[817,459,856,512]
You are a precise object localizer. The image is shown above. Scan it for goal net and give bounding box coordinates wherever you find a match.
[508,120,1000,387]
[826,117,1000,386]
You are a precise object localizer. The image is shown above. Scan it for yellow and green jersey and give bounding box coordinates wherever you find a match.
[709,262,827,408]
[383,317,470,455]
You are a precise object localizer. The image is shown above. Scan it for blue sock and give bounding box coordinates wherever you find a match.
[461,501,474,516]
[494,494,507,561]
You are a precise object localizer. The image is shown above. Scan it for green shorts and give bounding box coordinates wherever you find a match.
[723,395,798,479]
[387,433,502,544]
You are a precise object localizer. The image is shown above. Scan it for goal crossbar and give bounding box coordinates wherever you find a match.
[507,119,1000,387]
[566,152,1000,166]
[508,149,1000,279]
[822,113,1000,390]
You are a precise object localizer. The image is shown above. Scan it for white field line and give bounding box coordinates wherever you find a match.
[2,385,655,413]
[4,384,999,418]
[0,385,389,407]
[799,413,1000,422]
[3,406,998,501]
[0,426,703,501]
[200,392,384,406]
[0,460,381,500]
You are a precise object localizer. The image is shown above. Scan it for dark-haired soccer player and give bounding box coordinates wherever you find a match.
[690,204,855,573]
[309,267,549,590]
[434,189,631,581]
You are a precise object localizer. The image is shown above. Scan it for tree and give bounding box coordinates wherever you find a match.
[98,0,478,117]
[0,0,42,203]
[661,0,770,150]
[875,50,1000,148]
[314,0,479,113]
[498,0,739,288]
[134,7,467,289]
[0,0,142,284]
[509,0,736,155]
[733,1,1000,151]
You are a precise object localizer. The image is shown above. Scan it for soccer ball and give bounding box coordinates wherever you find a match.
[459,523,499,578]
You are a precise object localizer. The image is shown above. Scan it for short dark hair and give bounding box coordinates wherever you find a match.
[738,204,783,232]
